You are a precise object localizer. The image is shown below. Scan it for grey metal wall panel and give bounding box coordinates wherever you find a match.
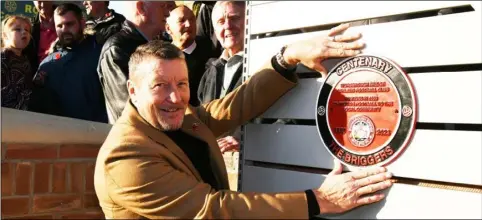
[241,165,482,219]
[244,124,482,185]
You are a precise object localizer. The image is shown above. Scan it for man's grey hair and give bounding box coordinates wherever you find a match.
[128,40,185,80]
[212,1,246,20]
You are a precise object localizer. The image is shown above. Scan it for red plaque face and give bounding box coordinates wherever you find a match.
[316,55,417,167]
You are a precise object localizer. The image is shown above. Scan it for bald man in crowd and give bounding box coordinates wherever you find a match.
[97,1,171,124]
[166,5,214,106]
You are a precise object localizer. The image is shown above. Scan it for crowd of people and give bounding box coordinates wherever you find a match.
[2,1,245,153]
[2,1,396,218]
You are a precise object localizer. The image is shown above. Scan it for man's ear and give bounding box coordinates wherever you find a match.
[2,31,8,42]
[126,79,138,105]
[165,23,172,35]
[135,1,147,16]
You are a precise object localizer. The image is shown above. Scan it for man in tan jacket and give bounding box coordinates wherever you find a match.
[94,23,393,219]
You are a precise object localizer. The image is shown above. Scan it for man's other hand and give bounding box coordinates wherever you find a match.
[313,159,393,214]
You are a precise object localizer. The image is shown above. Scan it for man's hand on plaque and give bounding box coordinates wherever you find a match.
[283,23,365,77]
[313,159,393,214]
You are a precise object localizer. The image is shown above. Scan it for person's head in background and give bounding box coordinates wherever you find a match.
[53,3,85,48]
[83,1,110,20]
[1,16,32,55]
[211,1,245,57]
[33,1,55,20]
[122,1,171,40]
[166,5,196,50]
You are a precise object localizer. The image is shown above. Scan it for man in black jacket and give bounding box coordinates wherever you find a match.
[166,5,213,107]
[97,1,171,124]
[83,1,126,45]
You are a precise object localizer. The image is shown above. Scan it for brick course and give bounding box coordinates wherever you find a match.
[1,143,239,219]
[1,143,103,219]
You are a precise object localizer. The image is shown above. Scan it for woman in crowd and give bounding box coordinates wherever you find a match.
[1,15,34,110]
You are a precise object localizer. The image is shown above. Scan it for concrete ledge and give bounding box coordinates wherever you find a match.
[1,108,112,144]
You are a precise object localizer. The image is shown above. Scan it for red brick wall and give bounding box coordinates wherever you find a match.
[1,143,104,219]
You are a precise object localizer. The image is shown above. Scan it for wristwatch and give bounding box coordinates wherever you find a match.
[275,45,297,70]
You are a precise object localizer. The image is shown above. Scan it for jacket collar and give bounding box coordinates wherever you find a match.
[118,100,229,189]
[121,20,149,41]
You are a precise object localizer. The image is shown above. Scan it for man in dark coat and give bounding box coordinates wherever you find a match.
[83,1,126,45]
[97,1,171,124]
[29,3,107,123]
[166,5,213,106]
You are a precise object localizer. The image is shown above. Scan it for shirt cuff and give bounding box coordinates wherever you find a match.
[305,189,320,218]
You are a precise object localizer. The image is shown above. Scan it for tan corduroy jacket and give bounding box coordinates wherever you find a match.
[94,61,312,219]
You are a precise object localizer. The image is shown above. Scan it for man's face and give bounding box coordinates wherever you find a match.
[144,1,171,33]
[166,7,196,45]
[83,1,106,18]
[129,58,190,131]
[34,1,54,17]
[212,2,245,52]
[54,11,84,47]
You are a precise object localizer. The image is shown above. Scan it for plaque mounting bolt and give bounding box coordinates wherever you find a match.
[317,106,326,116]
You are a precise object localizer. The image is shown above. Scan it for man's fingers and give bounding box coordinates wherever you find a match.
[219,142,229,148]
[355,172,392,187]
[356,180,392,197]
[217,139,228,145]
[355,193,386,206]
[325,41,365,50]
[332,33,362,42]
[324,49,362,58]
[221,143,239,153]
[220,147,227,154]
[348,166,387,179]
[328,23,350,36]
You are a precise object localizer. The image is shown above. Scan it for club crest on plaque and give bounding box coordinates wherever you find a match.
[316,55,417,167]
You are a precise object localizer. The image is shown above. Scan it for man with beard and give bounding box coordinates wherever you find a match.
[29,3,107,123]
[97,1,171,124]
[166,5,212,106]
[93,28,393,218]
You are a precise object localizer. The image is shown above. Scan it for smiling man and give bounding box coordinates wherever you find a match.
[166,5,213,106]
[197,1,247,153]
[94,22,394,218]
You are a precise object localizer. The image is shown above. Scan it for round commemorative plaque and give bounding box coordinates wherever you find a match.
[316,55,417,167]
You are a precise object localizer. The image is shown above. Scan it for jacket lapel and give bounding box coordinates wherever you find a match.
[181,107,230,190]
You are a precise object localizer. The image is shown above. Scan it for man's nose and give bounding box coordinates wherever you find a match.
[223,18,232,30]
[168,89,181,103]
